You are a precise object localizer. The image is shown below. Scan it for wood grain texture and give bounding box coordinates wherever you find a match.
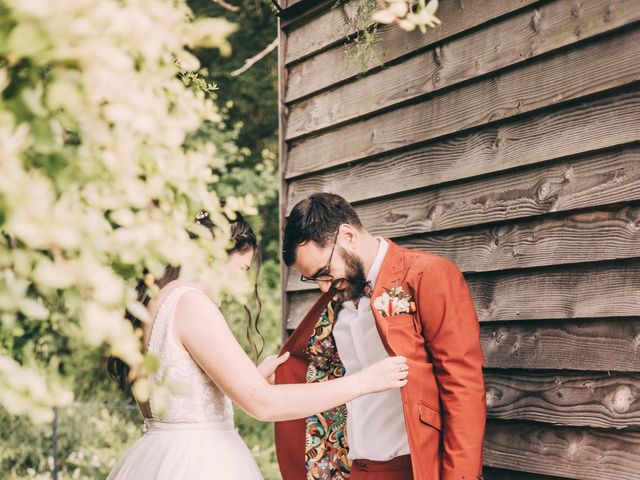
[467,260,640,322]
[286,88,640,204]
[286,0,640,138]
[483,421,640,479]
[280,0,335,29]
[284,290,318,330]
[483,467,575,480]
[285,27,640,175]
[485,371,640,428]
[284,0,360,64]
[351,145,640,240]
[285,0,541,100]
[286,260,640,328]
[481,318,640,371]
[278,25,293,338]
[286,204,640,291]
[398,205,640,273]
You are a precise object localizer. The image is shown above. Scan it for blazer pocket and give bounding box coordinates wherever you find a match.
[418,401,442,432]
[388,313,415,325]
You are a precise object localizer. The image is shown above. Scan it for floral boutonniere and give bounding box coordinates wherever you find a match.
[373,286,417,317]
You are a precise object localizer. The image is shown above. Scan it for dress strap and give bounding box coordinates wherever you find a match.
[147,285,200,355]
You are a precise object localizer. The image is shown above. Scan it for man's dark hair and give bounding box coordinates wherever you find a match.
[283,193,363,266]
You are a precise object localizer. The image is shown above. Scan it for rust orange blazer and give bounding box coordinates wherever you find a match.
[275,241,486,480]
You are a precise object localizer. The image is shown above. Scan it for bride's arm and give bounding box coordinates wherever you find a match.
[174,290,407,422]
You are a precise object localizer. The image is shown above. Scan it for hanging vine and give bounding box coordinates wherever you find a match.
[336,0,441,73]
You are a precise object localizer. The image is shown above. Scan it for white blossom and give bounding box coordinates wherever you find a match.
[0,0,251,422]
[372,0,440,33]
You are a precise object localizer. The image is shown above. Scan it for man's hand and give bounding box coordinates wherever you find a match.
[257,351,291,384]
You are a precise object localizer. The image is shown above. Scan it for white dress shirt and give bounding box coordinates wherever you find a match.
[332,238,410,461]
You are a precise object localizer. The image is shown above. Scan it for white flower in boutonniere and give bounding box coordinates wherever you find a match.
[373,286,417,317]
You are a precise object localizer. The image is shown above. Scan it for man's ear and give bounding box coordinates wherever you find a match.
[338,223,358,249]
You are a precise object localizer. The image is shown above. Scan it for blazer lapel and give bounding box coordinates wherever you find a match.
[369,240,407,355]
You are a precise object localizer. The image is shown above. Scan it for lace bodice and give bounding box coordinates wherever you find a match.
[147,285,233,423]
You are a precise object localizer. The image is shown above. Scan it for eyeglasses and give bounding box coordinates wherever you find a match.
[300,230,340,284]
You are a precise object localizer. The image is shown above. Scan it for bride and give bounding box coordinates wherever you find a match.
[107,213,409,479]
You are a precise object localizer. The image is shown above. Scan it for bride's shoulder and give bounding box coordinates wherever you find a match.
[172,287,228,347]
[174,287,224,324]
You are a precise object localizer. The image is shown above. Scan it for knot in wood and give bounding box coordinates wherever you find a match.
[611,385,634,414]
[485,386,503,408]
[530,9,543,32]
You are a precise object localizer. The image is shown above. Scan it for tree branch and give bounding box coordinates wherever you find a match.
[214,0,240,13]
[230,37,278,77]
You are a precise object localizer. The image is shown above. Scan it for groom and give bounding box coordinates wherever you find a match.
[274,193,486,480]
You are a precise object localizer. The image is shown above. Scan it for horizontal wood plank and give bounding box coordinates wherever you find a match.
[286,203,640,291]
[283,0,302,7]
[280,0,335,28]
[285,27,640,176]
[286,0,640,138]
[284,290,318,329]
[286,260,640,328]
[482,318,640,371]
[484,421,640,479]
[286,88,640,207]
[485,371,640,428]
[353,145,640,240]
[468,260,640,322]
[284,0,360,64]
[398,205,640,273]
[285,0,542,99]
[483,467,575,480]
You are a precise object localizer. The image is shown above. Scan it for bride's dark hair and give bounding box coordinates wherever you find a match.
[107,212,264,391]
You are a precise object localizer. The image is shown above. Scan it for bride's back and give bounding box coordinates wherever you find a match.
[146,284,233,423]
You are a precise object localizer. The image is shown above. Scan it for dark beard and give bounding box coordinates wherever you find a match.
[335,248,367,302]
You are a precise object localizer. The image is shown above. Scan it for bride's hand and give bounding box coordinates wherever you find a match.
[356,356,409,394]
[257,352,291,384]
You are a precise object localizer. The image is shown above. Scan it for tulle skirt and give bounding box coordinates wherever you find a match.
[107,419,264,480]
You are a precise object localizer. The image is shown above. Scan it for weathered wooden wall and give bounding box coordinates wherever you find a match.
[278,0,640,477]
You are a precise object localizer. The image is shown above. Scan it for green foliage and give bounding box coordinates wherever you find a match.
[342,0,382,73]
[334,0,442,74]
[1,341,142,479]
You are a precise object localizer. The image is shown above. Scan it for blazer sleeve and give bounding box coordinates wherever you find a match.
[416,256,486,480]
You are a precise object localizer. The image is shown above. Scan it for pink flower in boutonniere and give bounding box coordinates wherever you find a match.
[373,286,416,317]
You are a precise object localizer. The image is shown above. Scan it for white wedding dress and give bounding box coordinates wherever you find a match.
[108,285,264,479]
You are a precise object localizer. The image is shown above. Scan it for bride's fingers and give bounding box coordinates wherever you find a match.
[274,351,290,366]
[262,354,278,364]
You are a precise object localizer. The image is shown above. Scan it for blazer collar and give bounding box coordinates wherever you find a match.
[371,240,407,300]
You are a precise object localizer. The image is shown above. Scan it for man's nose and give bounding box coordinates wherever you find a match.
[317,280,331,293]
